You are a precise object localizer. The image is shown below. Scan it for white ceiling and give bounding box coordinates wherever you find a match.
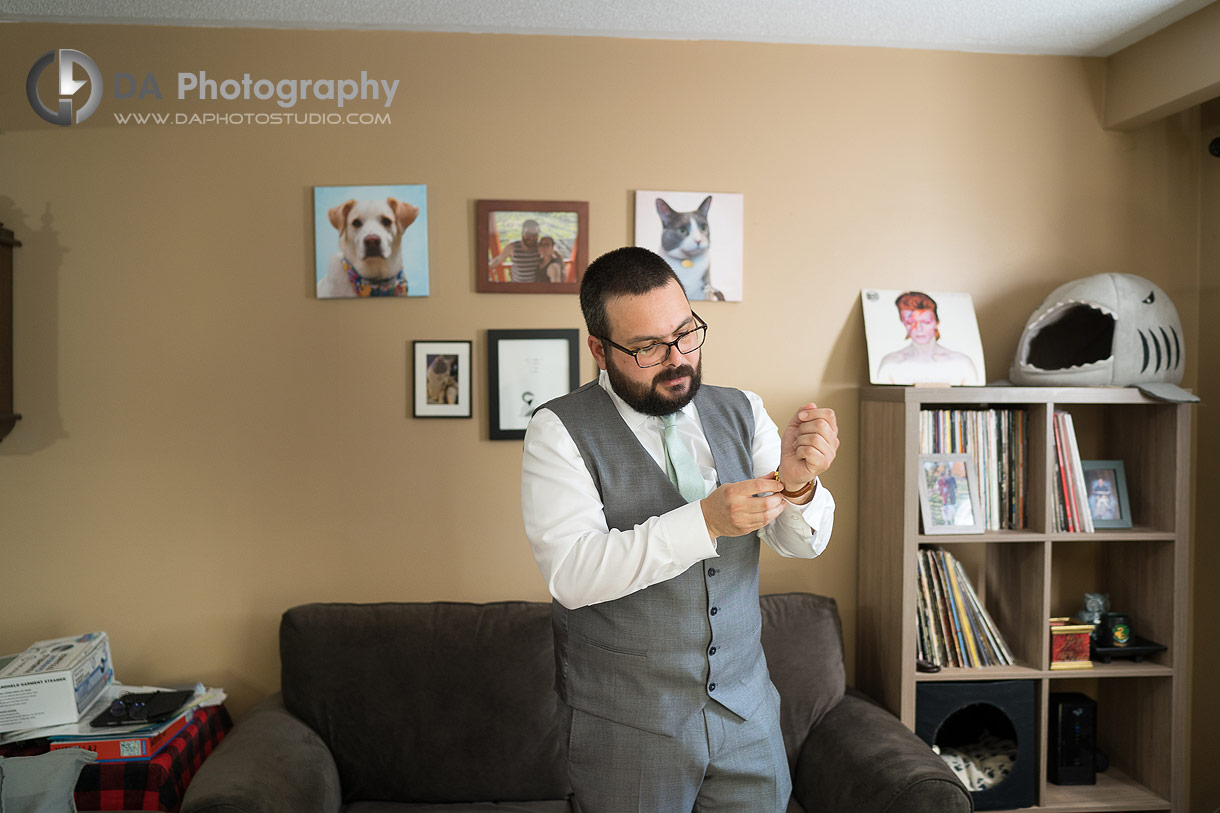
[1,0,1214,57]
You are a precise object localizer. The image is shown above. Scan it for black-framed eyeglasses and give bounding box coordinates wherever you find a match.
[600,313,708,369]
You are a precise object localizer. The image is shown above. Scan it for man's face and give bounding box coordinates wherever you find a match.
[596,279,701,416]
[900,308,938,345]
[522,226,539,248]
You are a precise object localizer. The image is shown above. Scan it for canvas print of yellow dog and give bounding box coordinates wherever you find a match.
[314,185,429,298]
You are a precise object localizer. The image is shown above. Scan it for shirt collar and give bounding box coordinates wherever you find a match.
[597,369,698,431]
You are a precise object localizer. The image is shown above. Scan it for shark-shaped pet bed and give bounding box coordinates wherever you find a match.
[1009,273,1197,402]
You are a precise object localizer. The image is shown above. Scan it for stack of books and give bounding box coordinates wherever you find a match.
[919,407,1027,530]
[1051,410,1093,532]
[0,683,226,762]
[916,547,1015,668]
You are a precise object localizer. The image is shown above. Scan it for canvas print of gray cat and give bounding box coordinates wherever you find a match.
[656,195,725,301]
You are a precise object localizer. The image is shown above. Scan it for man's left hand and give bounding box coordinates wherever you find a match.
[778,403,838,492]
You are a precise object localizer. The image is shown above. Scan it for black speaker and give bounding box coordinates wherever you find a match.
[1049,692,1097,785]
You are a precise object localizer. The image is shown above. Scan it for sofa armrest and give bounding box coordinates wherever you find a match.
[791,690,972,813]
[182,693,342,813]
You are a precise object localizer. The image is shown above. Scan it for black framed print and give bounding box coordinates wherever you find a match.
[413,340,472,418]
[487,329,580,440]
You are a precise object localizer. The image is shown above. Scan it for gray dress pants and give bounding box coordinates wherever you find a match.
[559,684,791,813]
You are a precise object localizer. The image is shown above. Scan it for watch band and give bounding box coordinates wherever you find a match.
[772,471,814,499]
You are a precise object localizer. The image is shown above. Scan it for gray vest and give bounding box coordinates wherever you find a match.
[544,381,772,736]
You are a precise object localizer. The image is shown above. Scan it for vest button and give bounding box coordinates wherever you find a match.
[709,607,718,616]
[708,682,717,692]
[707,567,717,577]
[709,646,717,656]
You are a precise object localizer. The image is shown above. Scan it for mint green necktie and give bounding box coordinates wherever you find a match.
[660,413,707,502]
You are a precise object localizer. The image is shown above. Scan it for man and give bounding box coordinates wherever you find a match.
[488,218,543,283]
[937,466,958,525]
[521,246,838,812]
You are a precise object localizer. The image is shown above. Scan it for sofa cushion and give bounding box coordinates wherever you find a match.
[759,592,847,769]
[281,601,568,804]
[344,802,572,813]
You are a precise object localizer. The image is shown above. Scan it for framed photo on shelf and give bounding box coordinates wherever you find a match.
[1081,459,1133,529]
[476,200,589,294]
[412,340,472,418]
[917,453,984,534]
[487,329,580,440]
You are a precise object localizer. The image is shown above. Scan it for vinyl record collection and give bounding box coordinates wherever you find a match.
[918,407,1027,530]
[916,547,1015,668]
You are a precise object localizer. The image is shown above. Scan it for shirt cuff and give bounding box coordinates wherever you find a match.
[762,478,835,557]
[797,478,834,555]
[659,500,720,562]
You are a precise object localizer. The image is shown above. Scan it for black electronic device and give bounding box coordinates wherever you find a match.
[89,689,194,728]
[1049,692,1097,785]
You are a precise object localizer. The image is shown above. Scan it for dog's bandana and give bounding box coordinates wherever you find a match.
[344,257,408,297]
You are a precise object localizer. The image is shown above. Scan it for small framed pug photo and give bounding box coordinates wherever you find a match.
[476,200,589,294]
[314,184,429,299]
[413,341,472,418]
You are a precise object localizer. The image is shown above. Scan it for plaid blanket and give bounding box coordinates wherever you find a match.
[1,704,232,812]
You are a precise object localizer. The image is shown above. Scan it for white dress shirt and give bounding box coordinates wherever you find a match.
[522,371,835,610]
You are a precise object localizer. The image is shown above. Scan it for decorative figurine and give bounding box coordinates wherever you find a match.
[1077,593,1109,626]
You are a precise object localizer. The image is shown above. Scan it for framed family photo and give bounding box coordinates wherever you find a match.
[487,329,580,440]
[862,289,985,386]
[1081,459,1133,529]
[412,340,472,418]
[476,200,589,294]
[917,453,984,534]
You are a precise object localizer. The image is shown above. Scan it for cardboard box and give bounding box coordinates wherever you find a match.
[0,632,114,733]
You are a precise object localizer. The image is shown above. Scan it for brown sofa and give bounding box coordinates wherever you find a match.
[181,593,971,813]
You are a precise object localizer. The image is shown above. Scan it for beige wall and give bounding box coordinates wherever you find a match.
[1193,99,1220,813]
[1106,0,1220,130]
[0,23,1210,799]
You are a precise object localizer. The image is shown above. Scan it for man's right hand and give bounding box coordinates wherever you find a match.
[700,478,787,539]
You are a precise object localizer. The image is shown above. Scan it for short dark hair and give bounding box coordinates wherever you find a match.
[580,247,683,339]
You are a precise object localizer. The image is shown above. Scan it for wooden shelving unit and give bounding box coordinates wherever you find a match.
[857,386,1192,812]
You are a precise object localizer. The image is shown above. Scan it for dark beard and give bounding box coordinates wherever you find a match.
[606,356,702,417]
